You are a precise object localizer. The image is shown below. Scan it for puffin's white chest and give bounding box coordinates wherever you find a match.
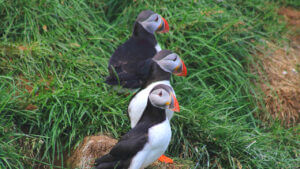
[148,119,172,149]
[129,119,172,169]
[128,81,174,128]
[155,43,162,53]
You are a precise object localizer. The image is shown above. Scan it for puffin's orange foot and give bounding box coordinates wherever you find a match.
[158,154,173,164]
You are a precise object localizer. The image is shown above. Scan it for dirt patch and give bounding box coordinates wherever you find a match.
[278,7,300,49]
[66,135,191,169]
[253,7,300,126]
[149,160,193,169]
[255,41,300,126]
[66,135,118,169]
[278,7,300,28]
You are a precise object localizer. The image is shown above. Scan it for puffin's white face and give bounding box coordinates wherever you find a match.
[149,86,180,112]
[153,50,187,76]
[140,14,162,34]
[136,10,169,34]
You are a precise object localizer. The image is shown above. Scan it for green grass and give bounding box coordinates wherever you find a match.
[276,0,300,8]
[0,0,299,168]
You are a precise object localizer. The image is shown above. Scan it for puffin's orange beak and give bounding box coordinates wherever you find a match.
[157,17,169,33]
[170,93,180,112]
[174,60,187,77]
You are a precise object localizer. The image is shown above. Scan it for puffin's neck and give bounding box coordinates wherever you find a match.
[138,100,166,126]
[132,22,157,46]
[142,63,171,88]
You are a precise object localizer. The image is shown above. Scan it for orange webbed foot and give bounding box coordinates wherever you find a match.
[158,154,173,164]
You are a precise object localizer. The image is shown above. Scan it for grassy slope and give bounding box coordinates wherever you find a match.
[0,0,299,168]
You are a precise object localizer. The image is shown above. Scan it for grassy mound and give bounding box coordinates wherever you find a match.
[0,0,299,168]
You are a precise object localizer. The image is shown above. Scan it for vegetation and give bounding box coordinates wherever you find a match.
[0,0,299,168]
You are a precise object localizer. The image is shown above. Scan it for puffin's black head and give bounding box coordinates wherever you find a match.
[149,84,180,112]
[136,10,169,34]
[152,50,187,77]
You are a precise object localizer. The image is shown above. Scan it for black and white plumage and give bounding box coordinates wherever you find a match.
[128,80,174,128]
[128,50,187,128]
[94,84,179,169]
[105,10,169,89]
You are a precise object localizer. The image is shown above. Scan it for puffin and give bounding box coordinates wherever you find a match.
[128,50,187,128]
[127,50,187,163]
[105,10,169,89]
[94,84,180,169]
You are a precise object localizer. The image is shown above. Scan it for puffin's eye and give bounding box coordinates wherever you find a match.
[173,57,177,61]
[158,91,162,97]
[155,16,159,21]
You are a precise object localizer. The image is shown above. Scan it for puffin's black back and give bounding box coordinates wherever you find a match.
[94,100,166,169]
[105,22,157,89]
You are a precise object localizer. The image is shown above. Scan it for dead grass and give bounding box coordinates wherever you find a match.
[253,7,300,127]
[66,135,117,169]
[149,160,193,169]
[278,7,300,29]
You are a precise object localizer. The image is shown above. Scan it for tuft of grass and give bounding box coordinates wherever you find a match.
[0,0,299,168]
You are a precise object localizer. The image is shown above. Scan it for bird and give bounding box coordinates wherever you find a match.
[128,50,186,129]
[126,50,186,164]
[105,10,169,89]
[94,84,180,169]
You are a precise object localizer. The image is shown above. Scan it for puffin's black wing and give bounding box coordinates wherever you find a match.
[106,50,154,88]
[105,35,156,89]
[94,126,148,169]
